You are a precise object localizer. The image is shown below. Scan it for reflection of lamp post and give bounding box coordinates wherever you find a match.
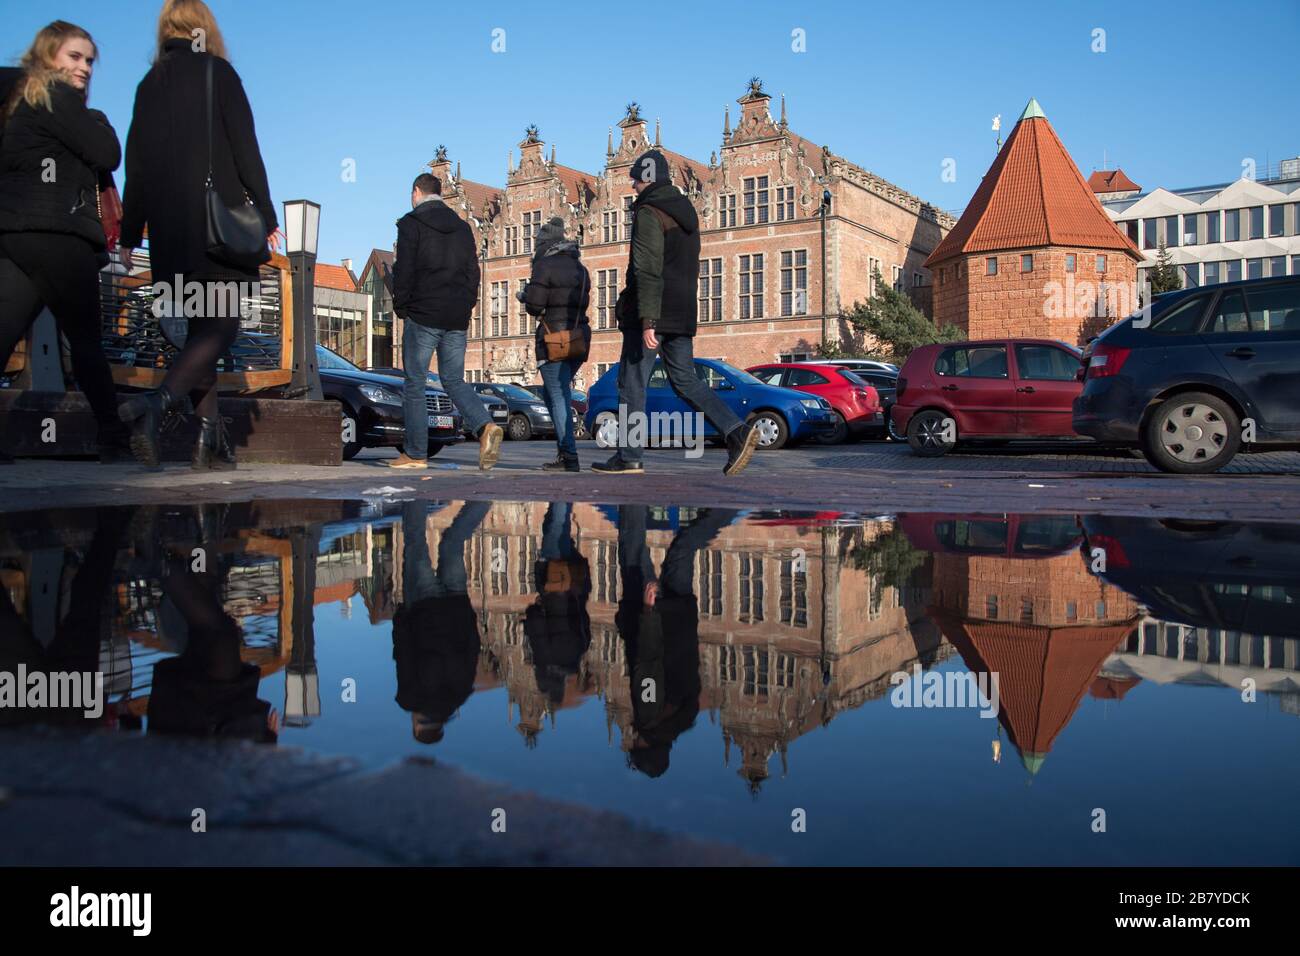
[284,199,323,400]
[284,524,321,727]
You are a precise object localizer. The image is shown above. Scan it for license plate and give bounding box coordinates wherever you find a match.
[493,409,507,418]
[428,415,453,428]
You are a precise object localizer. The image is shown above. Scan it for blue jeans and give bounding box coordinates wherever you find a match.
[401,500,491,601]
[616,330,742,464]
[402,322,491,459]
[539,358,579,457]
[540,502,574,561]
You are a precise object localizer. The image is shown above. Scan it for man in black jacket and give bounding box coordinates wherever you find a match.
[389,173,501,470]
[593,150,759,477]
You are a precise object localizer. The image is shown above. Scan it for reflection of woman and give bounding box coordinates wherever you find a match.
[117,0,279,471]
[0,21,125,463]
[145,505,277,741]
[524,502,592,711]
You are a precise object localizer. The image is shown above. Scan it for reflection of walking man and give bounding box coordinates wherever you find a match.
[615,505,737,776]
[392,500,491,744]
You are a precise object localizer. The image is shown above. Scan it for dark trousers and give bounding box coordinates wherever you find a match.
[402,499,491,602]
[0,232,119,431]
[616,504,737,598]
[616,329,742,463]
[159,272,242,420]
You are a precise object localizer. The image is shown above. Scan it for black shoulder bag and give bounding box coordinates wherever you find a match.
[204,57,269,271]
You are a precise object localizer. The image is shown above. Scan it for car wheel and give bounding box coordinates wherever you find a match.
[748,411,789,450]
[815,411,848,445]
[507,413,532,441]
[334,401,363,461]
[907,409,957,457]
[593,411,618,448]
[886,410,905,442]
[1141,392,1240,474]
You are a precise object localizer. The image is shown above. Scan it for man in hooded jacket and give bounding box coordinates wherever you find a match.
[593,150,759,476]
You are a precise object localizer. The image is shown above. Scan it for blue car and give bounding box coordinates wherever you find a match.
[584,357,837,450]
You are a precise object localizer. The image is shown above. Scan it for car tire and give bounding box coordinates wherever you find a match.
[334,401,363,461]
[507,413,532,441]
[1141,392,1240,474]
[815,411,848,445]
[747,410,789,450]
[907,409,957,457]
[886,410,905,442]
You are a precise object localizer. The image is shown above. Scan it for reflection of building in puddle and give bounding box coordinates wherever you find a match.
[403,504,945,784]
[929,542,1141,775]
[1103,619,1300,714]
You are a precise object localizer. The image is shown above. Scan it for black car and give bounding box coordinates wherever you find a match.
[1081,515,1300,637]
[315,346,461,460]
[854,370,899,440]
[523,384,588,439]
[471,381,554,440]
[367,366,509,437]
[1074,275,1300,473]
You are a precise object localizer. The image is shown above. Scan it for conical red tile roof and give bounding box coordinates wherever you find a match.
[925,100,1140,268]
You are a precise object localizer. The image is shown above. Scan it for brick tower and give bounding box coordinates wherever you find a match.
[926,99,1142,346]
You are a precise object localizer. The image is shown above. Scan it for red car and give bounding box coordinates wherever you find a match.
[747,362,883,444]
[891,338,1084,456]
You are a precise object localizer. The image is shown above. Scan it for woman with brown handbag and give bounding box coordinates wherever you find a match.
[0,21,126,464]
[520,217,590,472]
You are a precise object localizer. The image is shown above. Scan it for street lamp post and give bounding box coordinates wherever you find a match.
[284,199,323,400]
[819,187,832,351]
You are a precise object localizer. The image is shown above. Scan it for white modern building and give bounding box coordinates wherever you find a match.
[1093,158,1300,289]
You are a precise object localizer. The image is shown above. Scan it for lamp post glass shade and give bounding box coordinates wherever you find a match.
[284,199,321,256]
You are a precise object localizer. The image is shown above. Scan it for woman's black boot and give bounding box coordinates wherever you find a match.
[117,386,179,469]
[193,414,236,471]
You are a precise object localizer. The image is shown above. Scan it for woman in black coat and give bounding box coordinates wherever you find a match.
[117,0,279,470]
[520,217,590,471]
[0,21,124,463]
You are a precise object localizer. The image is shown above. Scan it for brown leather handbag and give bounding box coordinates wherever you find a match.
[539,269,591,362]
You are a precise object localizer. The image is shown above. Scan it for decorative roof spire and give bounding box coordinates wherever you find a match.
[606,126,613,157]
[723,104,731,140]
[779,92,787,129]
[434,144,448,163]
[1020,97,1046,121]
[549,142,555,165]
[654,117,661,146]
[507,149,514,174]
[455,160,461,181]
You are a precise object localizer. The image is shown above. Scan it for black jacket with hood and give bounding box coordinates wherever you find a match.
[523,240,590,362]
[616,182,701,337]
[392,197,480,331]
[0,74,120,250]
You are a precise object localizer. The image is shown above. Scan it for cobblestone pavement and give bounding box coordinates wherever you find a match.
[2,438,1299,521]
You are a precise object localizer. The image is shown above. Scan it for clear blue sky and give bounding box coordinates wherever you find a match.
[6,0,1297,266]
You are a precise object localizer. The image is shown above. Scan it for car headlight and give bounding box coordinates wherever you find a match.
[359,384,402,406]
[530,404,550,415]
[799,398,822,410]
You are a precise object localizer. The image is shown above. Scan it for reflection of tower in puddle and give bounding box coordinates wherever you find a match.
[929,539,1140,775]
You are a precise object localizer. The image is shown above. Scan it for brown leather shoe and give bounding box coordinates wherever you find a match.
[478,423,504,470]
[387,452,427,470]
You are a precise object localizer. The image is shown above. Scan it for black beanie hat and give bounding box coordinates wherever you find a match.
[629,149,670,187]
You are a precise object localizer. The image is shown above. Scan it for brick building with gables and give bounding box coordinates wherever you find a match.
[384,79,954,389]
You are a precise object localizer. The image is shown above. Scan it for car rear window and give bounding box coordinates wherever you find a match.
[787,368,829,386]
[1149,294,1209,334]
[935,345,1009,379]
[836,369,867,386]
[1014,345,1079,381]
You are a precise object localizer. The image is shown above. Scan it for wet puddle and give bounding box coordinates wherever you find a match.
[2,499,1297,864]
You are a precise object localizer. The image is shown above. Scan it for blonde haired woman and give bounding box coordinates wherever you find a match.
[0,21,124,463]
[118,0,280,470]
